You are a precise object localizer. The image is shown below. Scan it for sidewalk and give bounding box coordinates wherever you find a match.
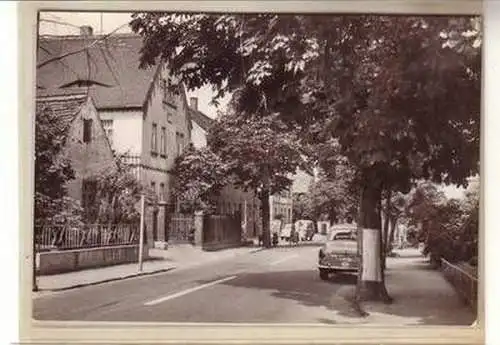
[328,248,477,325]
[35,245,263,293]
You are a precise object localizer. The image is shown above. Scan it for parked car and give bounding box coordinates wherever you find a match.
[329,222,357,238]
[294,220,315,241]
[318,228,359,280]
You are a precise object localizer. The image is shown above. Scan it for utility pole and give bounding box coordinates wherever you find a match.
[138,194,145,272]
[32,231,38,292]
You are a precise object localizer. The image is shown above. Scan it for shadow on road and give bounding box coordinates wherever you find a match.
[197,270,362,319]
[328,273,358,285]
[197,265,475,325]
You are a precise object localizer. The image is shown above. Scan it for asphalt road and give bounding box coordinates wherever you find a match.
[33,245,359,323]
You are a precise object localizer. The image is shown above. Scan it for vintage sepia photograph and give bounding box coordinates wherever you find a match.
[28,3,482,339]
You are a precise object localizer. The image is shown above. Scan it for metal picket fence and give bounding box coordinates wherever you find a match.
[441,258,478,311]
[168,214,194,243]
[35,223,140,251]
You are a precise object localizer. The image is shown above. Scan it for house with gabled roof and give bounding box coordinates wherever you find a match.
[37,26,192,247]
[35,91,117,217]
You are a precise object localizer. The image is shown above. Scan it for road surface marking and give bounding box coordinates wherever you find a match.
[143,275,237,306]
[269,254,298,266]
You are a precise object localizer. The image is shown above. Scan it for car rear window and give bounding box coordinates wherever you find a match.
[331,231,356,241]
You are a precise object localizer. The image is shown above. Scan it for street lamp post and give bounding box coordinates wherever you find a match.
[33,231,38,292]
[138,194,146,272]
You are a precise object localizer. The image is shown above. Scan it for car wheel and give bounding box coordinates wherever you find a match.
[319,269,329,281]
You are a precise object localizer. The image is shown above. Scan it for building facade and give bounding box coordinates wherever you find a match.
[37,28,192,247]
[270,189,293,225]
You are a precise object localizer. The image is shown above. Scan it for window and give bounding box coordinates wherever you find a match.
[161,78,168,102]
[175,132,180,157]
[83,119,93,143]
[162,78,177,109]
[102,120,113,147]
[159,183,165,201]
[151,181,156,196]
[160,126,166,156]
[176,132,185,156]
[151,123,158,154]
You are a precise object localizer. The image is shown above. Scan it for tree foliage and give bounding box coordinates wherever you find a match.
[207,112,305,247]
[405,180,479,265]
[35,103,79,225]
[130,13,480,217]
[130,13,481,300]
[130,14,480,194]
[299,166,358,223]
[208,112,304,195]
[85,154,158,225]
[292,192,310,221]
[171,144,231,213]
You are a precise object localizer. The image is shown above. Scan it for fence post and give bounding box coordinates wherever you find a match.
[138,194,146,272]
[194,211,204,246]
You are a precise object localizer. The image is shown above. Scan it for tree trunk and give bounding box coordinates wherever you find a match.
[388,217,397,252]
[259,188,271,248]
[355,181,392,303]
[381,190,391,271]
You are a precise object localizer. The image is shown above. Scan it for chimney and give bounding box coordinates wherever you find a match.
[80,25,93,36]
[190,97,198,111]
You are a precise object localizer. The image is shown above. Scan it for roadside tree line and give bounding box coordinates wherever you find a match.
[130,13,480,308]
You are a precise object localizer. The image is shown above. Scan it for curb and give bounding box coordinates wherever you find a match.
[36,247,265,293]
[37,266,177,293]
[249,247,265,254]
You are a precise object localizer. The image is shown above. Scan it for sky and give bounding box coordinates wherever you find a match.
[37,11,473,199]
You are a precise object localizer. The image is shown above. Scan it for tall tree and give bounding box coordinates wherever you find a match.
[130,13,480,303]
[305,166,358,224]
[170,144,231,213]
[207,112,305,247]
[292,192,311,222]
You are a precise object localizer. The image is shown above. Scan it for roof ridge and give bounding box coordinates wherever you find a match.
[36,93,88,101]
[191,107,215,123]
[39,32,140,41]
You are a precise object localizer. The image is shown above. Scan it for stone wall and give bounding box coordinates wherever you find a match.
[37,245,149,275]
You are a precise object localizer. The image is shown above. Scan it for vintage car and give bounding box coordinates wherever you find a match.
[318,228,359,280]
[294,220,315,241]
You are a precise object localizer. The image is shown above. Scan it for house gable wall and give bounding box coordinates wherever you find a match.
[99,109,143,156]
[63,98,116,202]
[191,120,207,149]
[141,63,192,202]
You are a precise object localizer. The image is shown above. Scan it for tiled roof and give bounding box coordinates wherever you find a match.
[189,107,215,132]
[36,93,88,135]
[37,34,157,109]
